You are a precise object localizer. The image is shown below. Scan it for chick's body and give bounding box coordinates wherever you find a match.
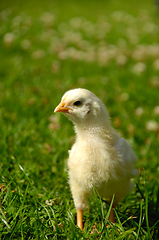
[68,123,137,210]
[54,88,138,228]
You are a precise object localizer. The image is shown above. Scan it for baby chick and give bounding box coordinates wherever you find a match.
[54,88,138,230]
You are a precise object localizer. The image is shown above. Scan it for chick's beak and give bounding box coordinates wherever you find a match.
[54,101,72,113]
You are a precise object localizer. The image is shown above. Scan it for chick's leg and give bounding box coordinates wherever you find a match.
[77,209,83,230]
[108,200,116,224]
[108,206,115,223]
[69,180,86,230]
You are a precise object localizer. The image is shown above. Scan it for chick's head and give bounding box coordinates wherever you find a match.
[54,88,109,126]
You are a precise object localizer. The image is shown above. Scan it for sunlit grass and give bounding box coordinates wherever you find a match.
[0,0,159,238]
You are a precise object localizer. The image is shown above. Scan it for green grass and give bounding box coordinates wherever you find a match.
[0,0,159,239]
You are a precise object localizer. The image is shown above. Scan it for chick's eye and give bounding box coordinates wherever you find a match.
[73,101,82,107]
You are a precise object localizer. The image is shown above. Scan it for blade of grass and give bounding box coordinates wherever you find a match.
[136,200,144,239]
[104,194,115,224]
[144,174,154,239]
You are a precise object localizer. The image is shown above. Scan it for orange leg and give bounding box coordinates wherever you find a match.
[77,209,83,230]
[108,206,115,223]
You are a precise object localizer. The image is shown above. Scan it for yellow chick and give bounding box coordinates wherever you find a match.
[54,88,138,230]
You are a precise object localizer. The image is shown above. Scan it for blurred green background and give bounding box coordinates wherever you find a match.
[0,0,159,239]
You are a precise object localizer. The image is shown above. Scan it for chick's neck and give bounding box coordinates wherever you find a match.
[74,120,119,145]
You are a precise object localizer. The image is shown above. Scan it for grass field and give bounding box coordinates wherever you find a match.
[0,0,159,239]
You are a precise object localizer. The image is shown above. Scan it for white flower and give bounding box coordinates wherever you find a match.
[153,59,159,71]
[126,28,139,45]
[97,49,110,66]
[21,39,31,50]
[135,107,144,116]
[154,106,159,115]
[116,54,127,66]
[45,199,54,206]
[149,45,159,58]
[132,45,147,61]
[40,30,54,42]
[23,16,32,27]
[40,12,55,27]
[121,92,129,101]
[3,33,15,47]
[111,10,125,21]
[69,17,83,29]
[143,22,158,33]
[11,15,22,28]
[58,50,68,60]
[85,49,96,63]
[32,50,45,59]
[150,76,159,88]
[132,62,146,74]
[146,120,159,131]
